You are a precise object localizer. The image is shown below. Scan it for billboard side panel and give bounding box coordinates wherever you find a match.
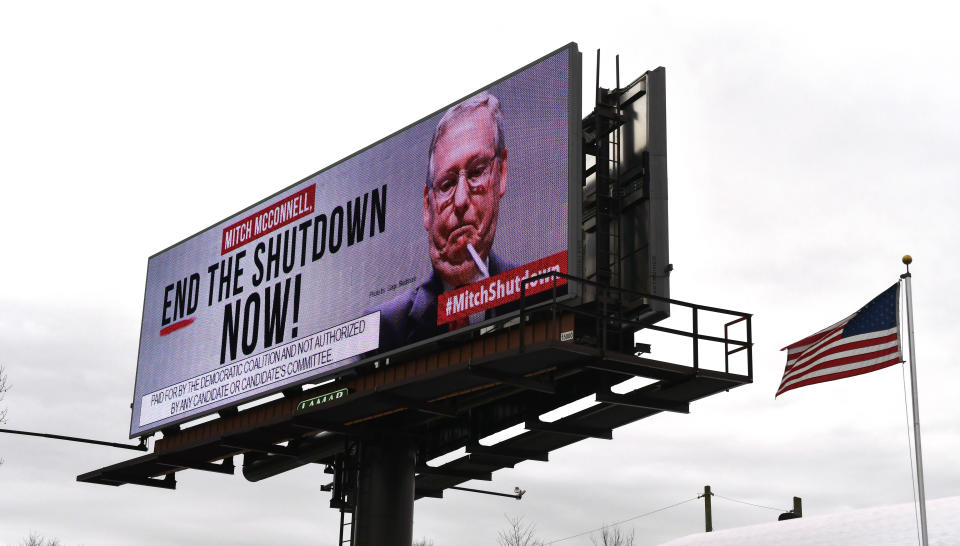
[619,67,669,320]
[644,67,669,313]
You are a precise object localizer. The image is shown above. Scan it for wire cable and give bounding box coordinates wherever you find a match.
[543,496,699,544]
[901,360,922,546]
[712,493,787,513]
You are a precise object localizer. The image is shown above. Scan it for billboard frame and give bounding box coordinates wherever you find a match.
[129,43,582,438]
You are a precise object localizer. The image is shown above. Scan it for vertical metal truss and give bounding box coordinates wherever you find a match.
[587,51,628,353]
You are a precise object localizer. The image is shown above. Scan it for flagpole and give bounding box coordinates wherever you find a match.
[902,254,928,546]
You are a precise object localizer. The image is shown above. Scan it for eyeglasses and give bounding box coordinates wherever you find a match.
[431,156,498,205]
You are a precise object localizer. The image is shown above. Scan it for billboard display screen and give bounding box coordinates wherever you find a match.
[130,44,580,437]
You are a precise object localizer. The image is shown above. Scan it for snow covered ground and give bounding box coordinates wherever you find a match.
[659,496,960,546]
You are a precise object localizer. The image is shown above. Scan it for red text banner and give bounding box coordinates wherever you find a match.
[437,251,568,325]
[220,184,316,254]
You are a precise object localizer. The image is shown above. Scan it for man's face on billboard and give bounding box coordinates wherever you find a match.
[424,106,507,288]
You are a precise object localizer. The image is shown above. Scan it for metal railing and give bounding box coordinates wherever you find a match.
[516,271,753,379]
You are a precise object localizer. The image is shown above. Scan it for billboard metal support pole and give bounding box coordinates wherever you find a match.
[0,427,147,451]
[352,436,416,546]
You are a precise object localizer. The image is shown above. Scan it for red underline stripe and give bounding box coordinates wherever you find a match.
[160,317,195,336]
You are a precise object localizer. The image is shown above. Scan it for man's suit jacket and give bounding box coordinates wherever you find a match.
[375,252,516,353]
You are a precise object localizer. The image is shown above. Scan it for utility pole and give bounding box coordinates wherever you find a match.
[699,485,713,532]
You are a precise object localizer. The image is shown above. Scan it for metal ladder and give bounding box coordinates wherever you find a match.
[338,507,354,546]
[330,440,359,546]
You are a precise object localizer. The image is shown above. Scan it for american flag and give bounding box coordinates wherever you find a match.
[777,283,902,397]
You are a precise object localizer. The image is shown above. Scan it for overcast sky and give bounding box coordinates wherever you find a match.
[2,1,959,545]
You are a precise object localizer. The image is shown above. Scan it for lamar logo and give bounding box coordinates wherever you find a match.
[296,388,349,411]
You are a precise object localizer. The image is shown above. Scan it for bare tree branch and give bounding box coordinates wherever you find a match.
[0,364,7,466]
[591,524,636,546]
[0,364,9,425]
[497,515,544,546]
[21,533,62,546]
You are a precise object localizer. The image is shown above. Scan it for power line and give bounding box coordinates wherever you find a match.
[544,496,699,544]
[543,488,794,544]
[713,493,786,513]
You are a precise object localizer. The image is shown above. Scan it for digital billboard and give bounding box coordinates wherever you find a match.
[130,43,580,437]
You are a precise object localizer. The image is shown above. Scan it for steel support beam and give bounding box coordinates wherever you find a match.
[582,356,690,380]
[220,438,298,458]
[375,392,457,418]
[524,418,612,440]
[158,456,235,475]
[109,473,176,490]
[289,416,352,434]
[468,366,555,394]
[466,443,549,462]
[415,487,444,499]
[595,391,689,413]
[415,464,492,481]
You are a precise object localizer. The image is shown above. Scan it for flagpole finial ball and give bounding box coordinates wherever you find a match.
[902,255,913,265]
